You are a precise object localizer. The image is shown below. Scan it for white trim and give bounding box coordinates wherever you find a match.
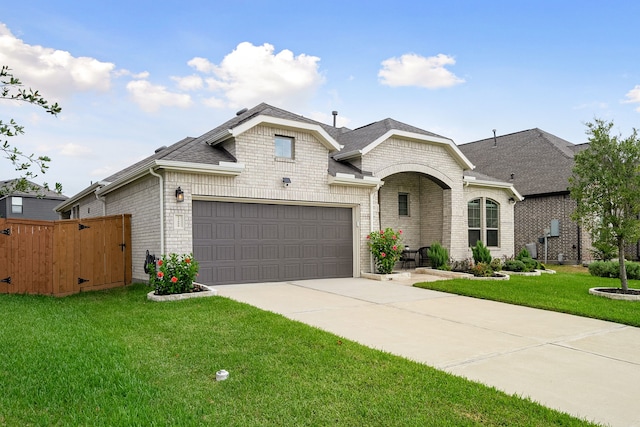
[208,115,342,151]
[333,129,475,170]
[328,174,382,187]
[192,195,359,209]
[463,176,524,201]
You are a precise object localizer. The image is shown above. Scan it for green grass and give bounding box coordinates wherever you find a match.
[415,266,640,327]
[0,284,597,426]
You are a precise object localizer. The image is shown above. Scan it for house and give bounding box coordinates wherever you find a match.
[0,179,67,220]
[459,128,591,264]
[56,103,521,285]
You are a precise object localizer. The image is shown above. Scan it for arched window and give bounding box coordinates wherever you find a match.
[468,198,500,247]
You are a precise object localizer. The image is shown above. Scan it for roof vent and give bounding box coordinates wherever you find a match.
[154,146,167,153]
[332,111,338,127]
[492,129,497,147]
[236,108,248,116]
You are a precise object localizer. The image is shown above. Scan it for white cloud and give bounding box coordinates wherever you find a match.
[126,79,193,112]
[0,23,115,100]
[202,96,225,109]
[172,74,204,91]
[624,85,640,112]
[187,42,324,109]
[378,53,465,89]
[57,142,92,157]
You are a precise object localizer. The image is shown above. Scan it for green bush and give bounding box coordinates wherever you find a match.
[471,262,494,277]
[367,228,404,274]
[490,257,502,272]
[520,257,539,272]
[450,258,473,273]
[589,260,640,280]
[428,243,450,270]
[472,240,492,264]
[516,248,531,260]
[504,259,526,272]
[148,253,200,295]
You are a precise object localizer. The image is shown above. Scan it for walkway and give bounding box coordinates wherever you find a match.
[215,275,640,427]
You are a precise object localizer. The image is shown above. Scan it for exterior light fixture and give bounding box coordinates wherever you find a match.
[175,187,185,202]
[508,197,515,204]
[282,177,291,187]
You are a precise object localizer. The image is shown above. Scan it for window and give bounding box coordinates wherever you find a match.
[11,197,23,214]
[468,198,500,247]
[398,193,409,216]
[275,135,294,159]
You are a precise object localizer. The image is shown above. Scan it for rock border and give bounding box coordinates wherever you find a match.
[147,283,217,302]
[589,287,640,301]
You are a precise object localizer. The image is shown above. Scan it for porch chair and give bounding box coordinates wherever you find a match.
[417,246,431,267]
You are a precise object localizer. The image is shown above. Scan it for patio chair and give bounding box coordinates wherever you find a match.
[400,249,416,269]
[417,246,431,267]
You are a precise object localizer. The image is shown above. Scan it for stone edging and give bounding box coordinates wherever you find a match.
[147,283,217,302]
[589,287,640,301]
[361,271,412,281]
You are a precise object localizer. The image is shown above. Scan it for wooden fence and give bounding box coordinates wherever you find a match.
[0,214,131,296]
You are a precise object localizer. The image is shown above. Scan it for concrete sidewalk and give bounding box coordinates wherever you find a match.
[215,276,640,427]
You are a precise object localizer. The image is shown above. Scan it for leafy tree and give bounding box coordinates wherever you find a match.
[1,65,62,196]
[569,119,640,292]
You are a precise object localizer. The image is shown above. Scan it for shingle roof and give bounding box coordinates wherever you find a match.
[0,179,67,199]
[338,118,449,153]
[459,128,580,196]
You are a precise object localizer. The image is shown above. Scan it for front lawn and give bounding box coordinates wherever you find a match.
[0,284,597,426]
[414,266,640,327]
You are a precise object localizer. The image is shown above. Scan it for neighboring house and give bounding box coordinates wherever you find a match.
[459,128,592,264]
[56,103,521,285]
[0,179,67,220]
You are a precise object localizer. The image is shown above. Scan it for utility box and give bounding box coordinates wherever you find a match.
[550,219,560,237]
[525,243,538,259]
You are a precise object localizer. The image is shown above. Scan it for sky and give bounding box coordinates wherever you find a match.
[2,1,640,196]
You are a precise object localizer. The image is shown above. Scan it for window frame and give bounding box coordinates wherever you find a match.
[467,197,500,248]
[398,192,410,216]
[11,196,23,214]
[274,135,294,159]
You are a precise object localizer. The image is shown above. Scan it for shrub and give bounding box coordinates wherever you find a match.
[516,248,531,260]
[367,228,404,274]
[504,259,526,272]
[471,240,492,264]
[490,257,502,272]
[148,253,199,295]
[471,262,493,277]
[451,258,473,273]
[520,257,539,272]
[588,260,640,280]
[428,243,450,270]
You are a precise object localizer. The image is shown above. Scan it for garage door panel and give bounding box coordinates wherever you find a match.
[193,201,353,285]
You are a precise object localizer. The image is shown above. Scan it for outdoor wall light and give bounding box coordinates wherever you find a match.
[175,187,185,202]
[282,177,291,187]
[508,197,515,204]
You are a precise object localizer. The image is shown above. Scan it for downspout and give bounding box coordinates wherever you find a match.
[149,167,165,254]
[94,192,106,216]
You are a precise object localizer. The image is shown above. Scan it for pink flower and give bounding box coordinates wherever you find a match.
[185,258,191,264]
[381,252,386,258]
[392,235,397,240]
[171,276,178,283]
[366,235,370,239]
[398,230,403,235]
[392,245,397,251]
[158,260,163,266]
[157,271,164,279]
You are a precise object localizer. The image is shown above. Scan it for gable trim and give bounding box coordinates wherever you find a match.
[208,116,342,151]
[463,176,524,201]
[334,129,474,169]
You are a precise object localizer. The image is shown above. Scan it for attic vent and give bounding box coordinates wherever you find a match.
[154,146,167,153]
[236,108,248,116]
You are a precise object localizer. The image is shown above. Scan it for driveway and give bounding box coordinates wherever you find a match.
[215,275,640,427]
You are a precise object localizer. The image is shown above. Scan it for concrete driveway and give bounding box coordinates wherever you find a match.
[215,275,640,427]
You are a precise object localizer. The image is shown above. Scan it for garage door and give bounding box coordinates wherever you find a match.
[193,201,353,285]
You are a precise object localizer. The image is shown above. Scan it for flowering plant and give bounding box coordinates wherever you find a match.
[367,227,404,274]
[148,253,200,295]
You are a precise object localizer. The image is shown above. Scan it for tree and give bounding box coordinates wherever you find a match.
[1,65,62,196]
[569,119,640,292]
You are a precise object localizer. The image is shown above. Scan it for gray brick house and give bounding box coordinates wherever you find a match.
[459,128,591,264]
[56,103,521,285]
[0,179,67,220]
